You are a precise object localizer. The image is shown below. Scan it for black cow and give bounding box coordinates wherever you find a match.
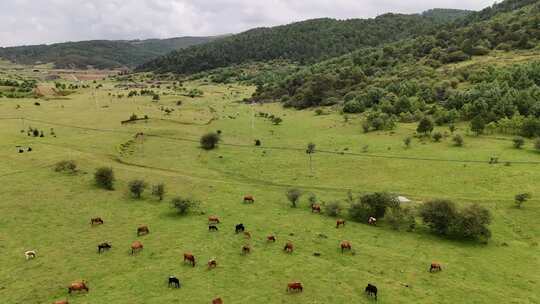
[235,224,245,233]
[168,276,180,288]
[365,284,377,300]
[97,242,112,254]
[209,225,219,232]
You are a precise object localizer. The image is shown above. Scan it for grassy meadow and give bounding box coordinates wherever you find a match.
[0,73,539,304]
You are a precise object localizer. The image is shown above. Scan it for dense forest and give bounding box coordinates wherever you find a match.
[137,10,471,74]
[0,36,216,69]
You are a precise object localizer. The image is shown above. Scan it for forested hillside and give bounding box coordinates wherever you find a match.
[0,36,216,69]
[248,0,540,138]
[137,12,470,74]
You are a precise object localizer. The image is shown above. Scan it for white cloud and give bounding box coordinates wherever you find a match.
[0,0,495,47]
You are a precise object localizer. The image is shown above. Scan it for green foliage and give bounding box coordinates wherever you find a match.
[535,138,540,151]
[470,115,486,135]
[514,193,531,208]
[170,196,199,215]
[324,201,342,217]
[417,117,434,135]
[349,192,396,222]
[512,137,525,149]
[286,188,302,208]
[94,167,115,190]
[403,136,412,148]
[200,132,220,150]
[433,132,443,142]
[54,160,77,174]
[453,134,464,146]
[128,179,147,199]
[451,204,492,241]
[419,199,457,235]
[386,206,416,231]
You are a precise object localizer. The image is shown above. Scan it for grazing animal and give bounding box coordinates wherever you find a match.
[365,284,377,299]
[311,204,321,213]
[235,224,245,233]
[244,231,251,239]
[208,258,217,269]
[53,300,68,304]
[97,242,112,254]
[287,282,303,293]
[336,219,346,228]
[241,245,251,254]
[137,225,149,236]
[24,250,36,260]
[212,298,223,304]
[430,262,442,272]
[267,235,276,242]
[68,281,89,294]
[208,216,220,224]
[90,217,104,225]
[184,253,196,267]
[368,217,377,226]
[168,276,180,288]
[131,241,143,255]
[283,242,294,253]
[243,195,255,203]
[209,225,219,232]
[340,241,352,253]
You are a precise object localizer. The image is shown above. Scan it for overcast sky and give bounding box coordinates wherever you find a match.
[0,0,495,47]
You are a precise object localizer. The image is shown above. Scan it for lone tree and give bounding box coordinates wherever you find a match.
[152,183,166,201]
[470,116,486,135]
[417,117,434,135]
[171,196,199,215]
[200,132,220,150]
[452,134,464,147]
[513,137,525,149]
[94,167,115,190]
[514,193,531,208]
[419,199,457,235]
[128,179,147,199]
[306,142,316,174]
[286,188,302,208]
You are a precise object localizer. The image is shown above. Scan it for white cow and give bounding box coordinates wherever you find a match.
[24,250,36,260]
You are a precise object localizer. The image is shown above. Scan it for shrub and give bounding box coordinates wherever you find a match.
[403,136,412,148]
[433,132,443,142]
[417,117,434,135]
[419,199,457,235]
[94,167,115,190]
[470,115,485,135]
[535,138,540,151]
[324,201,341,217]
[272,117,283,125]
[343,100,364,113]
[54,160,77,173]
[452,134,464,147]
[200,132,220,150]
[514,193,531,208]
[513,137,525,149]
[451,204,491,241]
[171,196,199,215]
[286,188,302,208]
[386,206,416,231]
[307,193,317,208]
[349,192,396,222]
[152,183,166,201]
[128,179,147,199]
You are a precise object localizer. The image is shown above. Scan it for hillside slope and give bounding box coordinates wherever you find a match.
[0,36,217,69]
[137,12,471,74]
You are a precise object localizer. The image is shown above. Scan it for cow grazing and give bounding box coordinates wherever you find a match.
[365,284,377,300]
[287,282,303,293]
[168,276,180,288]
[311,204,321,213]
[241,245,251,255]
[24,250,36,260]
[212,298,223,304]
[184,253,196,267]
[68,281,89,294]
[208,216,220,224]
[368,217,377,226]
[97,242,112,254]
[131,241,143,255]
[283,242,294,253]
[340,241,352,253]
[430,262,442,272]
[90,217,104,225]
[53,300,68,304]
[208,258,217,269]
[243,195,255,203]
[235,224,245,233]
[137,225,149,236]
[209,225,219,232]
[336,219,346,228]
[267,235,276,242]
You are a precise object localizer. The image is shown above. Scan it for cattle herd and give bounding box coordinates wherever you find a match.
[28,195,443,303]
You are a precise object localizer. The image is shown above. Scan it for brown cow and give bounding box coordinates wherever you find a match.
[208,258,217,269]
[243,195,255,203]
[137,225,149,236]
[208,216,220,224]
[212,298,223,304]
[336,219,346,228]
[267,235,276,242]
[131,241,143,255]
[283,242,294,253]
[184,253,196,267]
[287,282,303,292]
[90,217,103,225]
[53,300,68,304]
[242,245,251,255]
[340,240,352,253]
[430,262,442,272]
[68,281,88,294]
[244,231,251,239]
[311,204,321,213]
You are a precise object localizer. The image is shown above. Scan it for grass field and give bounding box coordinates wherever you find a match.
[0,73,539,304]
